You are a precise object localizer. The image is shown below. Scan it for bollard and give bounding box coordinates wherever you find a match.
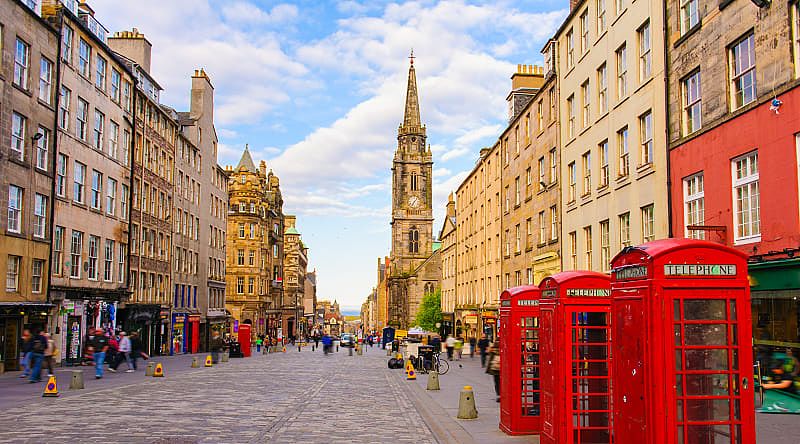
[386,348,391,356]
[457,386,478,419]
[191,357,200,368]
[145,362,155,376]
[349,346,353,356]
[357,346,363,356]
[336,345,339,353]
[298,345,301,352]
[69,370,84,390]
[426,370,440,390]
[222,351,230,362]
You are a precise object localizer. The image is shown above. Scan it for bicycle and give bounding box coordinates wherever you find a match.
[420,352,449,375]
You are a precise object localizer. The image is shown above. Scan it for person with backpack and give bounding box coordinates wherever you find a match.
[28,328,48,383]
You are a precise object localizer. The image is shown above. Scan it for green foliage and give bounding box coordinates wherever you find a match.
[414,289,442,332]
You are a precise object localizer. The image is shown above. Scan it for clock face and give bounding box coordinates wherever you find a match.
[408,195,420,208]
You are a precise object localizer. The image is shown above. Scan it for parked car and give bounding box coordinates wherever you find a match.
[340,334,356,347]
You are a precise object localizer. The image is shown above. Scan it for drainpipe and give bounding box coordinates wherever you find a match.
[663,0,674,238]
[47,9,64,335]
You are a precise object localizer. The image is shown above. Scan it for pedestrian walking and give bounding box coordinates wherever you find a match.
[445,335,455,361]
[112,332,134,372]
[322,333,333,355]
[454,337,463,360]
[478,333,490,367]
[106,332,119,371]
[486,341,501,402]
[27,329,48,383]
[210,331,224,363]
[469,336,476,359]
[255,336,263,353]
[88,328,109,379]
[19,329,32,379]
[129,332,143,371]
[43,331,56,377]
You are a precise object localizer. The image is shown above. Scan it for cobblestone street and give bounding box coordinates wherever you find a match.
[0,347,434,443]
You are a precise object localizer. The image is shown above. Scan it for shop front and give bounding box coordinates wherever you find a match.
[51,288,127,366]
[171,312,187,355]
[480,309,498,342]
[749,257,800,371]
[0,303,53,372]
[440,312,454,338]
[118,304,169,356]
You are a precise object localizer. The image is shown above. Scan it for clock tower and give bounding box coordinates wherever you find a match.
[390,52,434,275]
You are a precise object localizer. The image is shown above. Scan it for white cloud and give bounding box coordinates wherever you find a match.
[221,3,299,25]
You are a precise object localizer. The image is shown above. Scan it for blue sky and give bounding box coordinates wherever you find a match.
[92,0,568,312]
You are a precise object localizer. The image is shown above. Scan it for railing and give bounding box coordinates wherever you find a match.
[78,11,109,43]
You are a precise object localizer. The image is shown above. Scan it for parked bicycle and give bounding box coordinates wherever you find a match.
[415,351,449,375]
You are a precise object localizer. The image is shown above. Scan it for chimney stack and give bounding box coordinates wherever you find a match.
[507,64,546,121]
[107,28,153,73]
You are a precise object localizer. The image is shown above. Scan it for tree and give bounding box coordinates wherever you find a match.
[414,289,442,332]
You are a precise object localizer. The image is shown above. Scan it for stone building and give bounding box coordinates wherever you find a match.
[225,147,284,339]
[39,1,134,365]
[557,0,668,272]
[438,194,456,337]
[666,0,800,355]
[387,56,441,329]
[373,256,389,329]
[500,63,561,296]
[0,0,58,372]
[452,143,502,341]
[174,68,227,353]
[107,29,176,356]
[282,215,307,339]
[303,269,317,331]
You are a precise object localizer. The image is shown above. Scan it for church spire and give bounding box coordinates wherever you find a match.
[402,50,421,129]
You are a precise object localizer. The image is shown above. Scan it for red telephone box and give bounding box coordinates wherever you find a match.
[238,323,252,357]
[539,271,613,444]
[610,239,755,444]
[499,285,542,435]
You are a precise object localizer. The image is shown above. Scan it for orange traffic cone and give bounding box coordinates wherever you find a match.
[153,363,164,377]
[43,375,60,397]
[407,363,417,380]
[282,346,286,353]
[204,355,213,367]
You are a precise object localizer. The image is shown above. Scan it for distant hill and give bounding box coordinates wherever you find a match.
[344,315,360,321]
[341,310,360,317]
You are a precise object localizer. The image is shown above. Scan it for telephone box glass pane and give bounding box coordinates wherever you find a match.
[684,324,727,345]
[520,316,540,417]
[684,299,726,320]
[685,424,732,444]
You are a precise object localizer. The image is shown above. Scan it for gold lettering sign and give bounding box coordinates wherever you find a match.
[565,288,611,297]
[663,264,737,277]
[613,265,648,280]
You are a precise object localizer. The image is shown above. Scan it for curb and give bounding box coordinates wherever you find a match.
[392,370,477,444]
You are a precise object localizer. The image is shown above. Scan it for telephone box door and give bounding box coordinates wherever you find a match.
[567,307,613,444]
[670,289,755,444]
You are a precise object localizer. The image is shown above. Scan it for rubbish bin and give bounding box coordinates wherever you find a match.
[418,345,435,371]
[228,341,242,358]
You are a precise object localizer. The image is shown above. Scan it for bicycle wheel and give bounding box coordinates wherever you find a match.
[437,357,450,375]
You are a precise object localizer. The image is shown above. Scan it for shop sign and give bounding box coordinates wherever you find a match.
[173,314,186,324]
[233,320,239,333]
[566,288,611,297]
[481,311,497,318]
[464,314,478,325]
[663,264,736,277]
[614,265,648,281]
[484,317,497,325]
[517,299,539,306]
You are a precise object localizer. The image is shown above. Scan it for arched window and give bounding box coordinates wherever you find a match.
[409,228,419,253]
[411,173,418,191]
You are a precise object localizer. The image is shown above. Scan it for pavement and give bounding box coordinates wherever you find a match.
[0,344,797,443]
